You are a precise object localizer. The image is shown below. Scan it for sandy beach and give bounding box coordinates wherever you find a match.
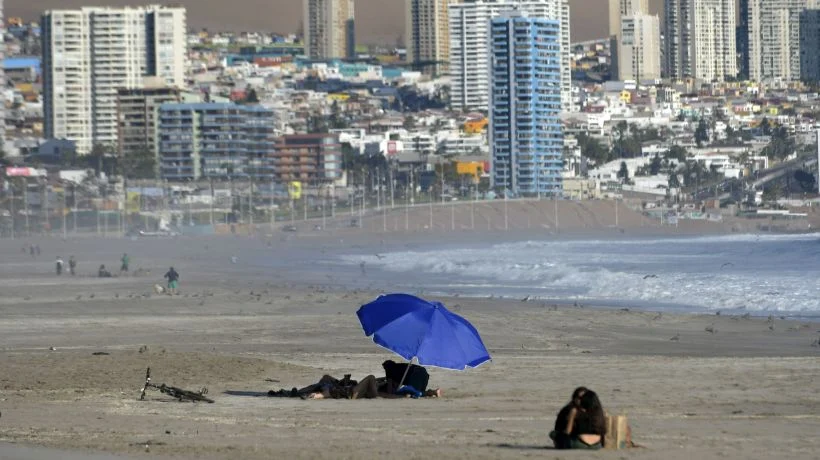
[0,209,819,459]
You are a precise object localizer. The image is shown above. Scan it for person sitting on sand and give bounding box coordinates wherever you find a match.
[549,386,588,449]
[564,390,607,450]
[98,265,112,278]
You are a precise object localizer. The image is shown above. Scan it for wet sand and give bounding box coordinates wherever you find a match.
[0,231,819,459]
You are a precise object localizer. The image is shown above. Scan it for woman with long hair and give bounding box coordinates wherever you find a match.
[564,390,607,450]
[550,386,587,449]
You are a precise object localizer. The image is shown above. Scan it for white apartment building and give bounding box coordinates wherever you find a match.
[664,0,736,81]
[405,0,462,77]
[449,0,572,113]
[303,0,355,60]
[42,5,187,155]
[608,0,648,78]
[609,0,648,37]
[746,0,806,82]
[691,0,736,82]
[618,12,661,81]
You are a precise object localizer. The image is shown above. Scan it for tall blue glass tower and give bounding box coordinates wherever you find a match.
[489,11,563,197]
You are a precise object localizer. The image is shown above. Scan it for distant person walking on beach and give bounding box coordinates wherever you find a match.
[164,267,180,295]
[29,244,35,258]
[68,256,77,276]
[55,257,64,276]
[120,253,130,273]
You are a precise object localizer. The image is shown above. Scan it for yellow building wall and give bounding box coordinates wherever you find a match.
[463,118,488,134]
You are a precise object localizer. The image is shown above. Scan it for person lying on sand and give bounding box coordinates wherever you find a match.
[268,374,382,400]
[268,373,441,400]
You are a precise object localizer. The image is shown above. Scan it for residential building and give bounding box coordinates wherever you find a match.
[664,0,691,78]
[608,0,649,79]
[303,0,355,60]
[745,0,806,82]
[157,103,277,181]
[609,0,648,37]
[618,12,661,81]
[405,0,462,76]
[117,79,181,163]
[664,0,736,81]
[737,0,750,79]
[440,133,488,156]
[801,8,820,82]
[42,5,187,155]
[270,134,342,183]
[449,0,571,112]
[489,11,563,196]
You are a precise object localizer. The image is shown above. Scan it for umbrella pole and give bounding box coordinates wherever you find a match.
[396,357,418,391]
[397,362,412,390]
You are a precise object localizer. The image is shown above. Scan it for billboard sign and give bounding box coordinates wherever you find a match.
[5,167,46,177]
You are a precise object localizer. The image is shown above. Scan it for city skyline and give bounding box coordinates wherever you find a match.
[7,0,665,45]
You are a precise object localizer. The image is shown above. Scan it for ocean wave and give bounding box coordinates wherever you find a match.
[340,234,820,313]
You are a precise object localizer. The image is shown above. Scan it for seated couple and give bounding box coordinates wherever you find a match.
[273,360,442,400]
[550,387,608,450]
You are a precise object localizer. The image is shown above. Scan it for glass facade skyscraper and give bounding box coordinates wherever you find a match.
[489,11,563,196]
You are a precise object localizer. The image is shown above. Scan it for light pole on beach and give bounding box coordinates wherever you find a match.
[504,191,509,231]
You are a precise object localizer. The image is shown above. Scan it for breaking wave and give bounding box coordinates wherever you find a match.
[341,234,820,313]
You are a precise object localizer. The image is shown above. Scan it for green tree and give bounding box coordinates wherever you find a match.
[329,100,348,129]
[794,169,817,192]
[762,183,782,202]
[85,143,119,178]
[121,146,157,179]
[759,117,771,135]
[243,87,260,104]
[665,145,688,162]
[649,154,662,175]
[695,118,709,147]
[403,115,416,131]
[577,133,609,165]
[667,172,681,189]
[617,161,630,183]
[762,126,794,161]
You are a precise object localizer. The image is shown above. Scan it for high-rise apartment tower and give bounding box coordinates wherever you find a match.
[303,0,355,59]
[489,11,563,196]
[405,0,461,76]
[449,0,571,113]
[42,5,187,154]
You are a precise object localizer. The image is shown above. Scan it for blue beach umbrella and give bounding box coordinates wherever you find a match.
[356,293,491,372]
